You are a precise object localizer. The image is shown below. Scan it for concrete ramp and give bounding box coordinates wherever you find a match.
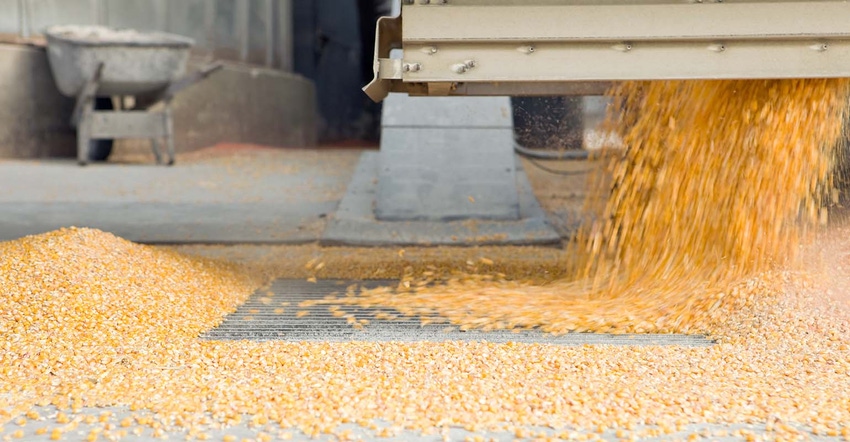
[323,152,560,247]
[323,94,561,246]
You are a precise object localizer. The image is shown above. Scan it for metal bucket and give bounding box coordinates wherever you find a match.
[45,25,194,97]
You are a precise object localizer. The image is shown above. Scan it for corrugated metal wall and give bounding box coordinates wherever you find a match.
[0,0,293,71]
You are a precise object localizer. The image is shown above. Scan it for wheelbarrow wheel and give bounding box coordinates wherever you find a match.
[88,97,114,162]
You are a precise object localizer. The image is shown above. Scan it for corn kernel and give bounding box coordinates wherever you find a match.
[1,77,849,442]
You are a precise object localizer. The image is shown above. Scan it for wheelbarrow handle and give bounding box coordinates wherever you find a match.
[197,61,225,77]
[155,61,225,105]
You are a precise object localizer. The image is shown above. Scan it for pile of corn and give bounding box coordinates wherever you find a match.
[0,228,264,437]
[0,78,849,440]
[0,228,848,440]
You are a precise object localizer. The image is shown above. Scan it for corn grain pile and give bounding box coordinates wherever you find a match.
[0,230,848,440]
[0,228,263,438]
[1,78,850,441]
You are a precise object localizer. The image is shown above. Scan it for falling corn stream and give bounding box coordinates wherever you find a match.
[326,79,850,336]
[1,80,850,440]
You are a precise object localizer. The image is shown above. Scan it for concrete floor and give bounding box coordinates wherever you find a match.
[0,148,360,243]
[0,146,593,244]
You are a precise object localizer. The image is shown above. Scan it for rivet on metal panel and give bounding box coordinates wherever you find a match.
[707,43,726,53]
[451,64,468,74]
[611,43,632,52]
[451,60,476,74]
[518,45,535,55]
[403,62,422,72]
[809,42,829,52]
[421,46,438,55]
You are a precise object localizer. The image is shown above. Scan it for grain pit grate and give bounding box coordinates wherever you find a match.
[201,279,714,346]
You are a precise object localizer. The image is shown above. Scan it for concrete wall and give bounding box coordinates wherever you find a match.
[145,61,317,152]
[0,44,76,158]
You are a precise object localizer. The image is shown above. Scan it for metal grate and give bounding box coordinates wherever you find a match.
[201,279,714,346]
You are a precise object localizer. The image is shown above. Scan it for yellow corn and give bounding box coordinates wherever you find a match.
[0,78,849,441]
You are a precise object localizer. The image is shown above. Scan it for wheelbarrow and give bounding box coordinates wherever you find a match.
[45,25,223,165]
